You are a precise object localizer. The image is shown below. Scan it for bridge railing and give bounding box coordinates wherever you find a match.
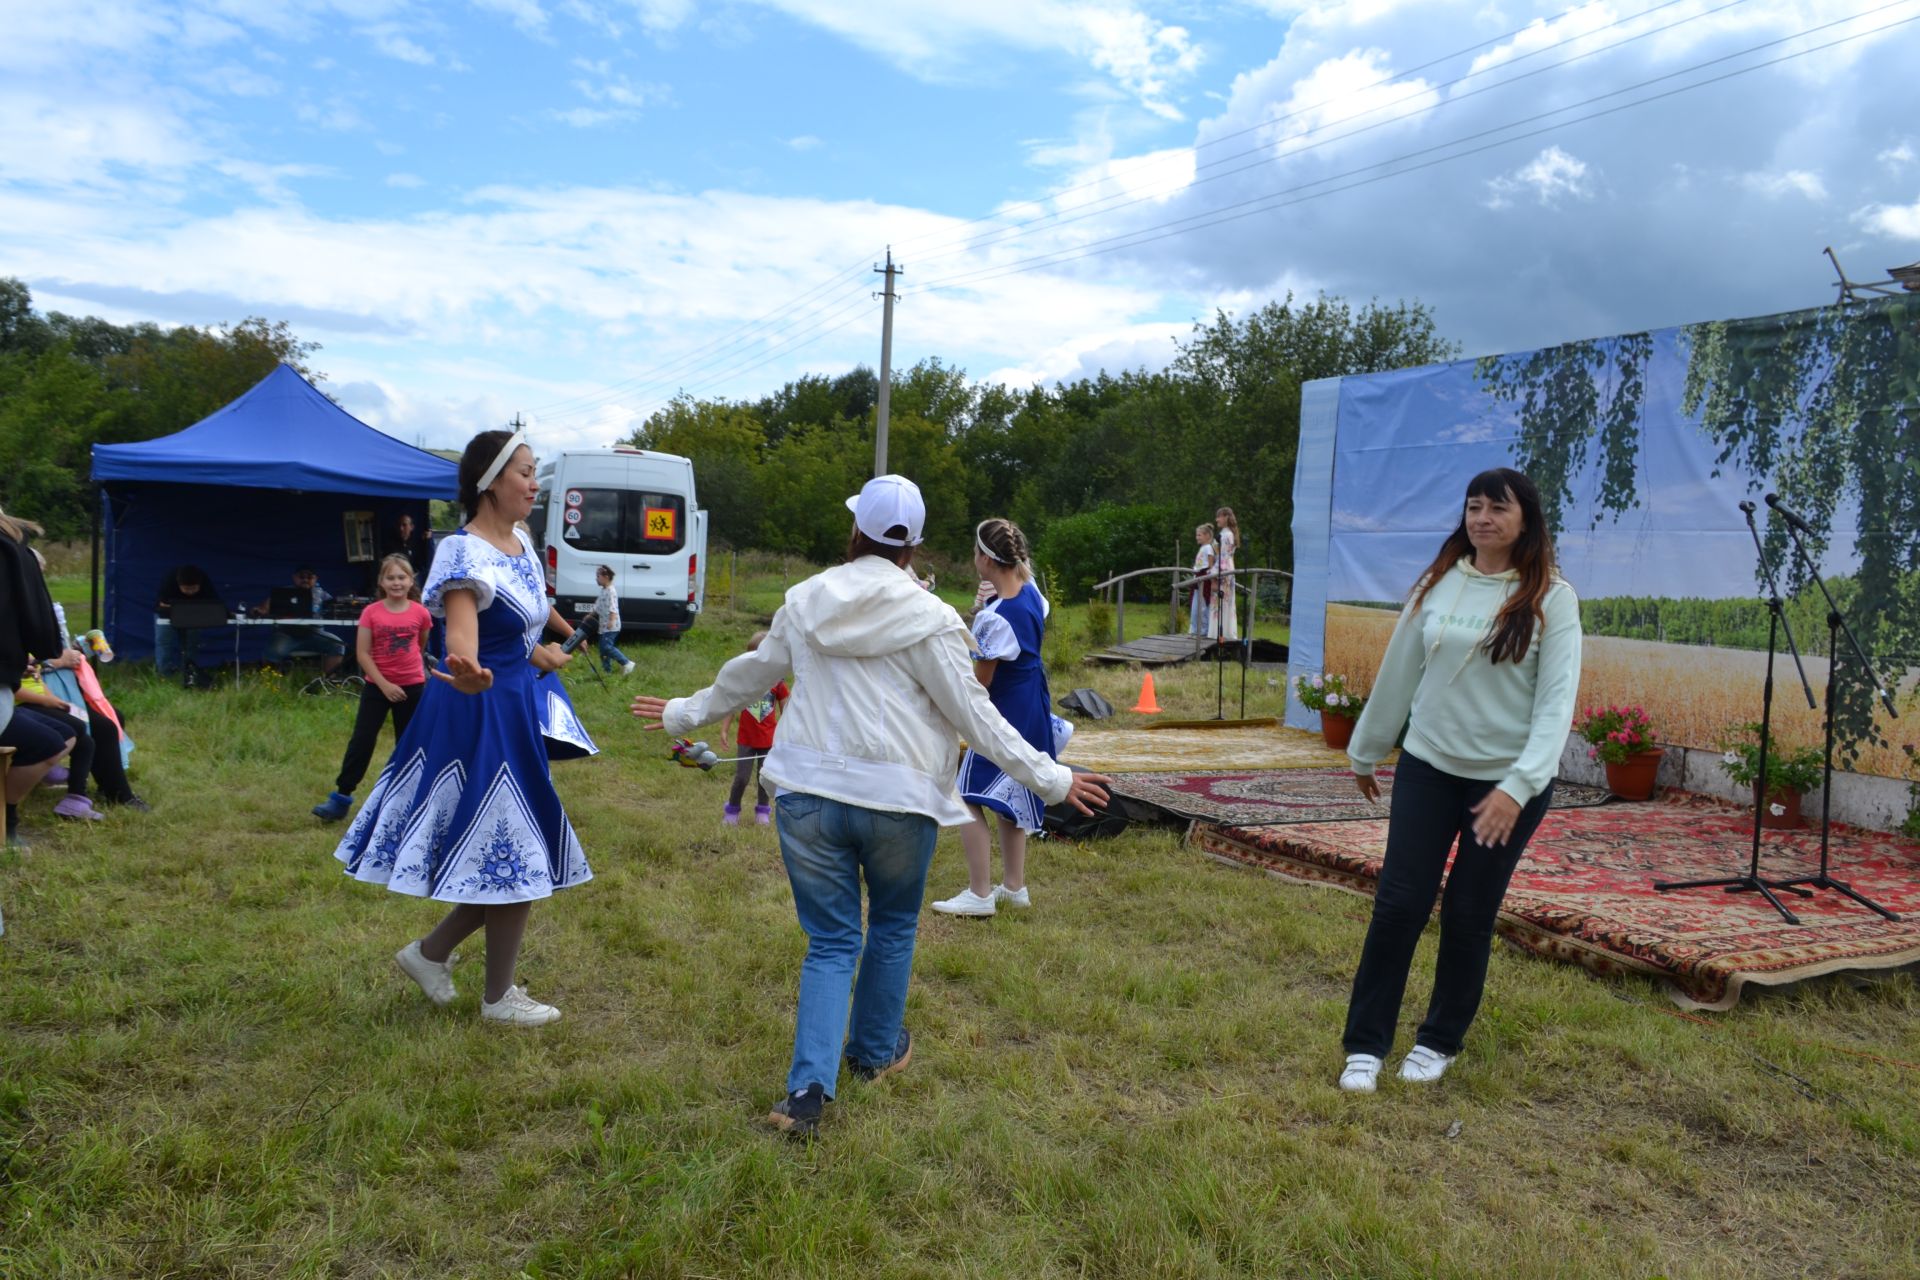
[1085,565,1292,647]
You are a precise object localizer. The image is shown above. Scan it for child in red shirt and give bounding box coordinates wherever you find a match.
[312,554,433,822]
[721,630,788,826]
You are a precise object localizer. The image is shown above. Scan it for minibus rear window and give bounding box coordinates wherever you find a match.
[557,489,686,555]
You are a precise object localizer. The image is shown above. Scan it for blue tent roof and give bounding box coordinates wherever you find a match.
[91,362,457,498]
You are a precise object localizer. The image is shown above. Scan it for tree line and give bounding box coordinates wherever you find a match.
[0,278,320,540]
[0,275,1457,595]
[624,294,1457,593]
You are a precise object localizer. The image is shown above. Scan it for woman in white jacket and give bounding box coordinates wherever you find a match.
[633,475,1111,1139]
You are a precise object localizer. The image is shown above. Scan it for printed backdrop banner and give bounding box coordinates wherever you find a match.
[1287,295,1919,780]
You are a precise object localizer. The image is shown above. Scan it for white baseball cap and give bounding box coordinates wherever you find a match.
[844,474,926,546]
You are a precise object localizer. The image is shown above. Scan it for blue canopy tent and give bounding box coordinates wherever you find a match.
[91,363,459,663]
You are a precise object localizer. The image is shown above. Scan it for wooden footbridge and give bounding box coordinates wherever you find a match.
[1083,566,1291,666]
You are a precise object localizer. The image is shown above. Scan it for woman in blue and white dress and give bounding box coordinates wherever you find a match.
[933,518,1057,918]
[334,428,590,1027]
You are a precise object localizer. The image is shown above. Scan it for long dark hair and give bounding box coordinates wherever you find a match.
[846,524,913,566]
[457,429,517,523]
[1409,468,1557,664]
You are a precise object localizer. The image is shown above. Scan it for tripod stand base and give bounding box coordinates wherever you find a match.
[1653,874,1807,925]
[1766,875,1902,921]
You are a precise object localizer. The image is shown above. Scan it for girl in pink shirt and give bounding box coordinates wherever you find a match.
[312,554,433,822]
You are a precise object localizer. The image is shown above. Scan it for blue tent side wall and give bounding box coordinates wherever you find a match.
[103,483,432,664]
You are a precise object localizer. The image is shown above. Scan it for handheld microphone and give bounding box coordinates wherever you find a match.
[1738,500,1756,515]
[559,613,600,654]
[1763,493,1815,535]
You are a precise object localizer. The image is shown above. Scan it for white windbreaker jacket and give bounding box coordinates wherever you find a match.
[661,555,1074,826]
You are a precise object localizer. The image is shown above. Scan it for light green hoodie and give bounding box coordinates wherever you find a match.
[1347,557,1582,806]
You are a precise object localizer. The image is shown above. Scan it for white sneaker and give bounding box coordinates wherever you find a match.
[1398,1045,1454,1083]
[1339,1053,1383,1093]
[395,940,457,1007]
[992,883,1030,909]
[931,888,997,917]
[620,661,636,675]
[481,985,562,1026]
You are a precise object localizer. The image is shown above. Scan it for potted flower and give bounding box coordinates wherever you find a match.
[1295,673,1369,750]
[1717,722,1824,830]
[1574,705,1662,801]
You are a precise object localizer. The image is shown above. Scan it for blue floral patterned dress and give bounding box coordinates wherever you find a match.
[956,582,1055,833]
[333,528,591,903]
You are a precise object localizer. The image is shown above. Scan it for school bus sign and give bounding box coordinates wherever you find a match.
[643,506,677,541]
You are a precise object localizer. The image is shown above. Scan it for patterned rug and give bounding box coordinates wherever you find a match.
[1112,765,1612,826]
[1060,727,1359,774]
[1191,794,1920,1010]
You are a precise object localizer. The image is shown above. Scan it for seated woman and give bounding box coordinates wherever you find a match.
[155,565,222,677]
[16,663,146,818]
[1,693,74,848]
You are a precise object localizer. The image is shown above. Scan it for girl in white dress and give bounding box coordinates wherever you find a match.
[1214,506,1241,642]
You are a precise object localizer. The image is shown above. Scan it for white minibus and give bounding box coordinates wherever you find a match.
[530,448,708,636]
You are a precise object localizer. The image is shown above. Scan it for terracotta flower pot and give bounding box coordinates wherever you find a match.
[1756,784,1805,830]
[1320,711,1355,750]
[1602,748,1663,801]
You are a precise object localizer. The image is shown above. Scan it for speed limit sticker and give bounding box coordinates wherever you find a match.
[565,489,584,507]
[564,507,582,524]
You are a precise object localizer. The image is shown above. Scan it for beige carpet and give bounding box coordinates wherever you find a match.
[1060,726,1373,773]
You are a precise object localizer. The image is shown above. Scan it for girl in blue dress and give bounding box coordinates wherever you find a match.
[334,428,591,1027]
[933,518,1056,918]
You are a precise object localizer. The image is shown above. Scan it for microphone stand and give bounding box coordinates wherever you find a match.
[1654,502,1817,924]
[1765,513,1902,920]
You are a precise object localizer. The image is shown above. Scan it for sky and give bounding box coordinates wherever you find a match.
[4,0,1918,450]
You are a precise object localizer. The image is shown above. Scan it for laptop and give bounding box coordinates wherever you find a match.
[268,586,311,618]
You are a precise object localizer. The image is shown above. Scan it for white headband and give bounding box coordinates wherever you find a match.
[477,428,527,494]
[975,522,1012,565]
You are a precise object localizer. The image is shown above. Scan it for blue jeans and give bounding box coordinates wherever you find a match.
[1342,752,1555,1059]
[775,792,939,1098]
[154,615,202,674]
[595,631,631,671]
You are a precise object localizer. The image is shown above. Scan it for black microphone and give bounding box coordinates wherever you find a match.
[560,612,599,653]
[1763,492,1814,535]
[1738,499,1757,514]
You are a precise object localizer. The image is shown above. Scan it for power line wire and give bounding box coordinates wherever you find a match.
[888,0,1696,257]
[916,5,1917,295]
[907,0,1755,269]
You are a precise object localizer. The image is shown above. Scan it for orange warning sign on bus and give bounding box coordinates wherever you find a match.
[643,506,677,540]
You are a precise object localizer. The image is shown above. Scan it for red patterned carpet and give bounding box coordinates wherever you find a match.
[1191,795,1920,1009]
[1112,765,1611,826]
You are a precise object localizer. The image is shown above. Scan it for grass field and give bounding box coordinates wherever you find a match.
[1326,604,1918,782]
[4,566,1919,1278]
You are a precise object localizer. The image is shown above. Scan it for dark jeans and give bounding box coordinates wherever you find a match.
[336,682,424,793]
[23,705,133,803]
[1342,752,1555,1059]
[728,747,770,808]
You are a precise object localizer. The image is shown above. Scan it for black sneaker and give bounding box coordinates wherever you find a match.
[767,1083,826,1139]
[848,1028,912,1084]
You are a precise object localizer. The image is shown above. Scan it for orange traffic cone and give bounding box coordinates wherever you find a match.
[1131,671,1161,714]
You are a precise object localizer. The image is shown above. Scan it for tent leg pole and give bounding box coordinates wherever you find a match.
[90,496,103,633]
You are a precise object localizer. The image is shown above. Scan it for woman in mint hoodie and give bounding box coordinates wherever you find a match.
[1338,468,1581,1093]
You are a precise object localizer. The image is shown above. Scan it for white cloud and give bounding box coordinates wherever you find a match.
[1741,169,1827,201]
[1879,141,1915,170]
[786,134,823,151]
[737,0,1203,119]
[194,62,280,97]
[1859,196,1920,241]
[474,0,551,35]
[386,172,427,188]
[363,25,439,66]
[1485,146,1593,210]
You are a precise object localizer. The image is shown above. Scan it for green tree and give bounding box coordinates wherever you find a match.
[623,394,767,548]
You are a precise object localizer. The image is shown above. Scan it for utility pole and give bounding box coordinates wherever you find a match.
[509,412,526,431]
[873,248,902,477]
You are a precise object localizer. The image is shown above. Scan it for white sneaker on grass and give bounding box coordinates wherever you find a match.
[1398,1045,1454,1083]
[992,884,1030,909]
[395,940,457,1007]
[931,888,997,917]
[1339,1053,1383,1093]
[481,985,562,1026]
[620,660,636,675]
